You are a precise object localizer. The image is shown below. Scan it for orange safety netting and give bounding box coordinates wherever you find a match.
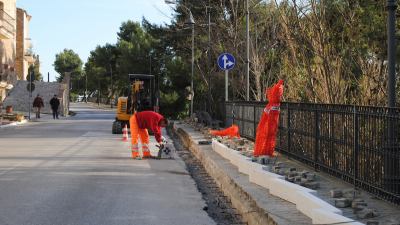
[210,125,240,138]
[254,80,284,157]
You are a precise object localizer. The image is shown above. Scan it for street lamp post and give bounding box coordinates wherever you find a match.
[207,5,212,114]
[245,0,250,101]
[85,72,87,103]
[98,77,100,106]
[110,64,113,108]
[190,20,195,117]
[165,0,195,116]
[387,0,397,108]
[385,0,398,191]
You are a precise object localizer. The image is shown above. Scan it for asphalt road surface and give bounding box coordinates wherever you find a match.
[0,103,215,225]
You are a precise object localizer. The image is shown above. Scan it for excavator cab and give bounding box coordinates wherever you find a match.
[112,74,158,134]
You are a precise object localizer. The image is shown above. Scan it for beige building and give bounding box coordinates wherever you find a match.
[0,1,35,103]
[0,0,17,101]
[15,7,35,81]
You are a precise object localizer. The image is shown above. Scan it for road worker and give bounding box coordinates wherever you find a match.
[129,111,168,159]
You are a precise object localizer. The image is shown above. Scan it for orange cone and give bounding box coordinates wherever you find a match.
[122,124,129,142]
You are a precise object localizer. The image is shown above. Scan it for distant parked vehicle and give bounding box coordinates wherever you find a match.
[76,95,84,102]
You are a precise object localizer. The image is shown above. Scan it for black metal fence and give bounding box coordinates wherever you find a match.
[225,101,400,205]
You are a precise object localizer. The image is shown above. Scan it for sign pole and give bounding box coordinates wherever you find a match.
[225,70,228,102]
[218,53,235,102]
[28,73,31,120]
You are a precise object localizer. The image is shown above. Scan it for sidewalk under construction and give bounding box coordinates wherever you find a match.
[171,122,313,225]
[170,121,400,225]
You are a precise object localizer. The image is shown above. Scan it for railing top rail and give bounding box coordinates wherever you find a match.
[226,101,400,111]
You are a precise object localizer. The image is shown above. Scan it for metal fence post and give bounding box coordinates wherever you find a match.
[253,105,257,139]
[241,104,245,137]
[314,109,320,170]
[232,103,235,125]
[353,106,359,189]
[224,102,227,127]
[384,107,398,195]
[287,103,291,155]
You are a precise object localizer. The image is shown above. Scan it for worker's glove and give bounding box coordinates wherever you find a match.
[161,136,167,144]
[156,143,164,150]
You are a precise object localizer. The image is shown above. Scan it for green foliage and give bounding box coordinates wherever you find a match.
[75,0,399,118]
[26,63,42,81]
[53,49,83,82]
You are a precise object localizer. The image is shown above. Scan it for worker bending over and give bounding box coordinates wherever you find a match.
[129,111,168,159]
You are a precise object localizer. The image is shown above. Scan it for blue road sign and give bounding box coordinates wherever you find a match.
[217,53,235,71]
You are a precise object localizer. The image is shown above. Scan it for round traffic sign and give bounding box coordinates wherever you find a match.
[217,53,236,71]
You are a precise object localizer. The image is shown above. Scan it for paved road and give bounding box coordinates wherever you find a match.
[0,103,215,225]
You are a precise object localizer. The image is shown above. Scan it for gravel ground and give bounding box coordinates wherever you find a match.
[168,129,247,225]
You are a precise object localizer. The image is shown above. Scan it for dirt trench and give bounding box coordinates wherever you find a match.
[168,130,247,225]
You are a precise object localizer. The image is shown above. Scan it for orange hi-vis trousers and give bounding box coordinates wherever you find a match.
[129,114,151,158]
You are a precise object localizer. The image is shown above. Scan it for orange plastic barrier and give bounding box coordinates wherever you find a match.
[210,125,240,138]
[254,80,284,157]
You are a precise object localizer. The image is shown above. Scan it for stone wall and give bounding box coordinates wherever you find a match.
[3,80,68,116]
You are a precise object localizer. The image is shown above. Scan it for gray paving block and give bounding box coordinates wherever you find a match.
[356,208,379,219]
[330,190,343,198]
[335,198,351,208]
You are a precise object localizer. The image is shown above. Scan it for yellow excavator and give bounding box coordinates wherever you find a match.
[112,74,158,134]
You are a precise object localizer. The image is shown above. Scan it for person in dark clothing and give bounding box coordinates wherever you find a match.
[49,95,60,119]
[32,94,44,119]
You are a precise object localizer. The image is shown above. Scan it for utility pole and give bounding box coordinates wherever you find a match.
[110,64,113,108]
[245,0,250,101]
[85,72,87,103]
[385,0,398,192]
[387,0,397,108]
[207,4,212,114]
[28,71,32,120]
[164,0,195,115]
[98,78,100,106]
[68,72,71,113]
[191,22,195,117]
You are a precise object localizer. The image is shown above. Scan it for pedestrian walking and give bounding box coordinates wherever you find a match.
[129,111,168,159]
[32,94,44,119]
[50,94,60,119]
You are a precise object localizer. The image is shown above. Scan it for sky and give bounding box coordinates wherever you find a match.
[16,0,174,82]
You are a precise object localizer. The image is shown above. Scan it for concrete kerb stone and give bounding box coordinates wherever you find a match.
[213,141,265,177]
[311,209,364,225]
[249,167,285,190]
[0,119,27,128]
[174,124,279,225]
[269,178,317,204]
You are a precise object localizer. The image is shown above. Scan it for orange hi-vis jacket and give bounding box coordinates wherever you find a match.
[135,111,164,143]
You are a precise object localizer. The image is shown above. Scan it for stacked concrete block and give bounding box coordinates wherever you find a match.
[330,190,343,198]
[356,208,379,219]
[329,188,380,220]
[352,199,368,213]
[334,198,351,208]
